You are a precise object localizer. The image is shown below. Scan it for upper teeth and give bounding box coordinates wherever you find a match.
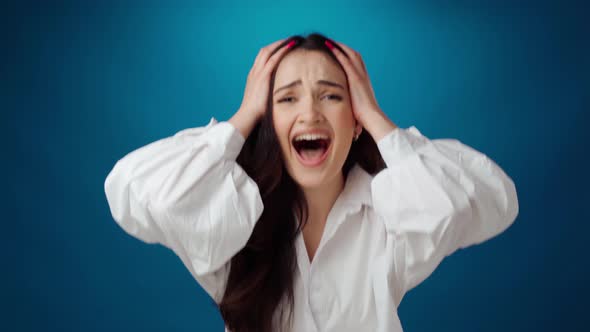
[294,133,330,142]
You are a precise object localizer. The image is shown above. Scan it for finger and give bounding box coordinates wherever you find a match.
[253,38,289,71]
[329,40,367,76]
[262,39,296,75]
[327,41,362,83]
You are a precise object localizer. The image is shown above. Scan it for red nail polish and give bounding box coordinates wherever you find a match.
[287,40,296,48]
[325,40,334,50]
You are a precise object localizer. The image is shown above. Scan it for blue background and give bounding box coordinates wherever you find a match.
[5,0,589,331]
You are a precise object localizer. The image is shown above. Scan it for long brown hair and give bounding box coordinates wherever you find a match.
[218,32,386,332]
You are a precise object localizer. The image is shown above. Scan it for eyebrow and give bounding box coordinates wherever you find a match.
[273,79,345,95]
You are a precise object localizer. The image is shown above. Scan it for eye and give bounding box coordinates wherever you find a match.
[322,94,342,101]
[277,96,295,103]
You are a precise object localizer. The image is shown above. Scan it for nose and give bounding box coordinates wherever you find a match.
[297,99,324,124]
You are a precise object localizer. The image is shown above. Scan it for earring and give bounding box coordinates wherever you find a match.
[353,132,360,141]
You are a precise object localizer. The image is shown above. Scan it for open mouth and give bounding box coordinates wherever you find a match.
[291,137,332,167]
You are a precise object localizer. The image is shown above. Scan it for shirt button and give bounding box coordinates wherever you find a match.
[309,274,327,313]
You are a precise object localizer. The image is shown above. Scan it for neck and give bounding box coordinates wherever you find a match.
[301,170,345,226]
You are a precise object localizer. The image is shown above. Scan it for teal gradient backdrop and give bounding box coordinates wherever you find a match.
[6,1,589,331]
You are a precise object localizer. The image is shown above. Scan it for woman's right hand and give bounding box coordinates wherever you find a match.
[238,38,296,121]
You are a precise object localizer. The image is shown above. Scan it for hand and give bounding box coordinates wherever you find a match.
[325,39,382,128]
[326,39,398,141]
[238,38,295,121]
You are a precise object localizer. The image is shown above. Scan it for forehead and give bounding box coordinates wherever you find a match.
[274,50,346,85]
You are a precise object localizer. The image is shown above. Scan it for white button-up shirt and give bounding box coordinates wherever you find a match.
[104,117,519,332]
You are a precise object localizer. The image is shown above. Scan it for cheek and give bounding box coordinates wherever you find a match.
[272,114,292,150]
[272,111,285,131]
[329,108,355,131]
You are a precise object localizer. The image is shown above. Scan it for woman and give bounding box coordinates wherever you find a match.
[104,33,519,332]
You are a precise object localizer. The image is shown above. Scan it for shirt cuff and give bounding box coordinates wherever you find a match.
[172,117,246,161]
[376,126,429,167]
[208,119,246,161]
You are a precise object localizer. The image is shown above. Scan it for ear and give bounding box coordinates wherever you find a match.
[354,121,363,136]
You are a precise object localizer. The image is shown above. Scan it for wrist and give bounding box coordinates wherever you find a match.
[229,108,261,140]
[361,110,399,142]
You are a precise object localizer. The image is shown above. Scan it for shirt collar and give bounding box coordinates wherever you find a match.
[309,163,375,251]
[338,163,374,211]
[292,163,374,227]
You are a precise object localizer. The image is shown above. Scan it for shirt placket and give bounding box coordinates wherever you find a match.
[295,233,320,332]
[296,204,346,332]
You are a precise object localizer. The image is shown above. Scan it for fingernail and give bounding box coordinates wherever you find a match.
[287,40,296,48]
[325,40,334,50]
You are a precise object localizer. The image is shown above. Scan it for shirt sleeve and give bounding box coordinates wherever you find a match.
[103,117,264,303]
[370,125,519,302]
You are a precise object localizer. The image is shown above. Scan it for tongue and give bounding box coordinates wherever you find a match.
[299,148,326,162]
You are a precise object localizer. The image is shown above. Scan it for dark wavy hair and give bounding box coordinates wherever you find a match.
[218,32,386,332]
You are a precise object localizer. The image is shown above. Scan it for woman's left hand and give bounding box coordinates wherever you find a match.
[325,39,382,128]
[326,39,399,141]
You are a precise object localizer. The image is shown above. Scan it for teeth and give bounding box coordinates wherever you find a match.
[294,133,330,142]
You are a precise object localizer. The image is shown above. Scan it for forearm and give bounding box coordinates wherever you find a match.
[361,110,399,142]
[228,108,261,140]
